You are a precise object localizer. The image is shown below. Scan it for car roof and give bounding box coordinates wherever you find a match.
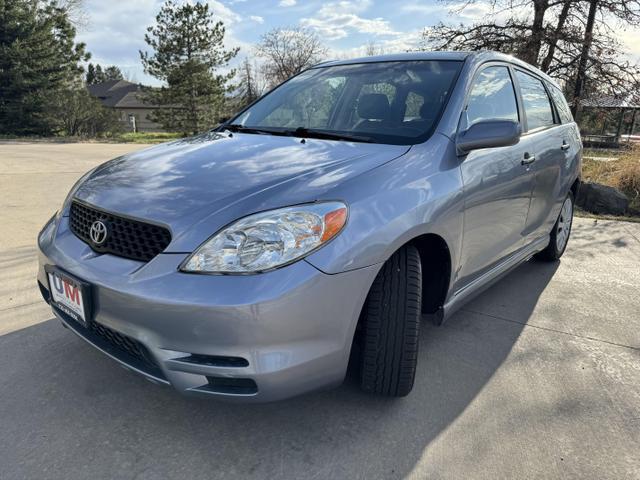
[314,51,562,90]
[315,51,471,67]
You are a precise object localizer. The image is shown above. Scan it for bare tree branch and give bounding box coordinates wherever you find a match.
[420,0,640,107]
[255,27,327,86]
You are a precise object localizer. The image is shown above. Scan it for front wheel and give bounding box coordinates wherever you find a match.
[536,192,574,261]
[359,245,422,397]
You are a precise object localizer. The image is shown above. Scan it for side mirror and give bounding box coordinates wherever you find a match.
[456,120,521,155]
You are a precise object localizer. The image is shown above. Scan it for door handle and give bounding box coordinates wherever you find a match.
[521,153,536,165]
[561,142,570,151]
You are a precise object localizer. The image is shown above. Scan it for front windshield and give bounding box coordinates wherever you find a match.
[232,60,463,145]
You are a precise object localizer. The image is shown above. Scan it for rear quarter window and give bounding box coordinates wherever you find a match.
[404,91,425,121]
[548,85,574,124]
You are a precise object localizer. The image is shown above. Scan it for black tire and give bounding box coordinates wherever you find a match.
[536,192,574,261]
[360,245,422,397]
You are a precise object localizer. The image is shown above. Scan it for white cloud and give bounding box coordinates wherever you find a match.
[400,4,443,15]
[330,29,423,59]
[301,0,398,40]
[376,31,423,52]
[279,0,297,6]
[250,15,264,24]
[207,0,242,24]
[618,26,640,61]
[441,1,529,23]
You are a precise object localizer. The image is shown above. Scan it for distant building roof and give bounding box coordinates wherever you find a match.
[87,80,155,109]
[580,95,640,109]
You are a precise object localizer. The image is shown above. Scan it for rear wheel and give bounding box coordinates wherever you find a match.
[360,245,422,397]
[536,192,574,261]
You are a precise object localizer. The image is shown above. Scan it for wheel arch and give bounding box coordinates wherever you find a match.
[570,176,580,199]
[357,231,453,325]
[408,233,452,318]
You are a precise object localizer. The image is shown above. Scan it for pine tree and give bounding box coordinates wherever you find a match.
[95,64,104,82]
[103,65,124,82]
[0,0,88,135]
[139,0,238,134]
[86,63,124,84]
[86,63,97,84]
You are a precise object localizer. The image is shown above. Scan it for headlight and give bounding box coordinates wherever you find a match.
[181,202,348,273]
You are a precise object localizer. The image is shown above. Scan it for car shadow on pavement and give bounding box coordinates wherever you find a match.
[566,218,636,259]
[0,259,559,480]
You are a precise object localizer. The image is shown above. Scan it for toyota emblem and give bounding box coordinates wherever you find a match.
[89,220,108,246]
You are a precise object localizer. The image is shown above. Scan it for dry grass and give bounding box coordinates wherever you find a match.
[113,132,185,144]
[582,146,640,213]
[0,132,185,144]
[582,148,624,159]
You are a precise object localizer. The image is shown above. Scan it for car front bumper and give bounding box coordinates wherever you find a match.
[37,216,379,402]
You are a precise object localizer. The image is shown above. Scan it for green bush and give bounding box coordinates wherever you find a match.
[52,88,122,137]
[113,132,185,143]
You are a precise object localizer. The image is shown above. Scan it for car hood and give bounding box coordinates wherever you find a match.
[74,131,410,252]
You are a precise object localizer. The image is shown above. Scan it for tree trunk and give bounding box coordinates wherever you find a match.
[519,0,548,66]
[540,0,572,72]
[572,0,598,120]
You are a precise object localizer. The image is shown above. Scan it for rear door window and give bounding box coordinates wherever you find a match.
[404,91,425,121]
[515,70,555,130]
[359,82,396,104]
[350,82,397,126]
[262,76,347,129]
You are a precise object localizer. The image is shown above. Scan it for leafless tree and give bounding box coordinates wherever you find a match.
[49,0,88,28]
[421,0,580,66]
[255,27,327,86]
[365,40,385,56]
[539,0,572,71]
[420,0,640,115]
[570,0,640,116]
[236,58,267,108]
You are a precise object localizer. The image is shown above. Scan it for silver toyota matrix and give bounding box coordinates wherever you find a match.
[37,52,581,402]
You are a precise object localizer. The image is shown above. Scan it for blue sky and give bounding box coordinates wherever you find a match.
[77,0,640,86]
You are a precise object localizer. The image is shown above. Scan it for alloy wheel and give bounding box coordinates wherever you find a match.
[555,196,573,252]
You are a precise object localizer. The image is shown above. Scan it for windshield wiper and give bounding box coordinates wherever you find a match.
[219,124,374,143]
[290,127,374,143]
[220,124,290,136]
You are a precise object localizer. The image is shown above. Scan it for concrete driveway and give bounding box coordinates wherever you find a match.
[1,142,639,479]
